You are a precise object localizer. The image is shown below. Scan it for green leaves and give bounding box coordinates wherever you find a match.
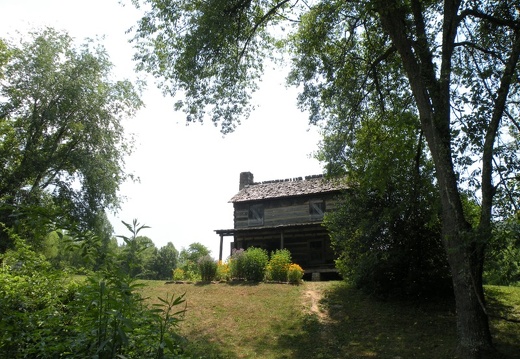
[0,28,142,249]
[129,0,293,132]
[118,219,151,244]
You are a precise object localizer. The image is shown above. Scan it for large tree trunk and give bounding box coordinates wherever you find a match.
[447,246,494,358]
[375,2,496,356]
[431,137,494,358]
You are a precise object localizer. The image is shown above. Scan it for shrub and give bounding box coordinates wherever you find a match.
[287,263,304,284]
[216,260,230,281]
[243,247,269,282]
[172,267,201,281]
[229,248,246,279]
[268,249,292,282]
[0,238,188,358]
[198,255,218,281]
[173,268,185,281]
[0,240,77,357]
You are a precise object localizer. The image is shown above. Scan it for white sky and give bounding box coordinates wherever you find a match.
[0,0,324,259]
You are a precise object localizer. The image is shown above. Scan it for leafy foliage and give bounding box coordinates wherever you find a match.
[173,268,185,281]
[178,242,211,281]
[197,255,217,282]
[484,217,520,286]
[287,263,304,285]
[242,247,269,282]
[320,109,451,298]
[215,260,231,281]
[117,219,153,278]
[0,28,142,251]
[128,0,295,133]
[0,225,188,359]
[268,248,292,282]
[0,236,77,357]
[228,247,269,282]
[151,242,180,280]
[229,248,246,280]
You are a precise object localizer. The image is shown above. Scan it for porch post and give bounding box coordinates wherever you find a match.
[280,231,284,249]
[219,234,224,262]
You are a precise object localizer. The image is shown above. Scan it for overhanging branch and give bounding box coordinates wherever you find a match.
[238,0,292,61]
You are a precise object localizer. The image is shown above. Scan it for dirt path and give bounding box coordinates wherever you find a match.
[302,282,329,322]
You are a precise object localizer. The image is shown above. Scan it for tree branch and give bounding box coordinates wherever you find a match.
[480,28,520,229]
[454,41,506,65]
[492,157,520,213]
[504,108,520,132]
[458,8,520,31]
[238,0,292,61]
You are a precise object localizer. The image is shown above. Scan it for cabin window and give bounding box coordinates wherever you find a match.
[309,200,325,220]
[248,204,264,226]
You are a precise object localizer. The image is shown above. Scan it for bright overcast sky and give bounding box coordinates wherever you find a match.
[0,0,324,258]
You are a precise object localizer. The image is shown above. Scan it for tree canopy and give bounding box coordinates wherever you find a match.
[0,28,142,250]
[127,1,520,356]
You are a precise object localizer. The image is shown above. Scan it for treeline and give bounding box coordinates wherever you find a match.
[43,228,180,281]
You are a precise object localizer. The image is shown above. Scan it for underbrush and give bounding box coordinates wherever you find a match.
[0,239,188,359]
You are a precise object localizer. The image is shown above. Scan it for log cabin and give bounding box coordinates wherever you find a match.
[215,172,347,280]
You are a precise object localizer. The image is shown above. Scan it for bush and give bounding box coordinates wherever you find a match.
[268,249,292,282]
[327,186,452,299]
[215,260,230,281]
[287,263,304,284]
[0,238,188,358]
[198,255,217,281]
[173,268,185,281]
[172,267,201,281]
[243,247,269,282]
[0,240,77,357]
[230,248,305,284]
[229,248,246,279]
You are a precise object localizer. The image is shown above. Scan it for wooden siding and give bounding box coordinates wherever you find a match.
[233,194,340,229]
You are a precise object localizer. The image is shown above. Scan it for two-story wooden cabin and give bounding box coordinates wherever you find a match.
[215,172,347,279]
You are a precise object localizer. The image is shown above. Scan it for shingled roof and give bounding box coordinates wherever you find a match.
[230,174,347,203]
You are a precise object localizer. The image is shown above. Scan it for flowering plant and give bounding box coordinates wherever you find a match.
[287,263,304,284]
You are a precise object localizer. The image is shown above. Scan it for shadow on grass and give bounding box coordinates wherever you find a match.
[486,286,519,321]
[274,282,459,359]
[485,286,520,358]
[181,334,240,359]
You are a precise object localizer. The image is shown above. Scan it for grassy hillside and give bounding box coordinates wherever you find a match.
[139,281,520,359]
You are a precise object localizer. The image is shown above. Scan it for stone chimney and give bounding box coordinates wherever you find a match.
[239,172,254,190]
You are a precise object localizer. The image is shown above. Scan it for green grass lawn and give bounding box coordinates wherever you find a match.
[139,280,520,359]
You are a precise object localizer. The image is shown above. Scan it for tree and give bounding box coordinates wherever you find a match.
[150,242,179,280]
[127,1,520,356]
[0,28,142,251]
[178,242,211,277]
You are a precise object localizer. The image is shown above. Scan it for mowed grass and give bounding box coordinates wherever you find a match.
[139,280,520,359]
